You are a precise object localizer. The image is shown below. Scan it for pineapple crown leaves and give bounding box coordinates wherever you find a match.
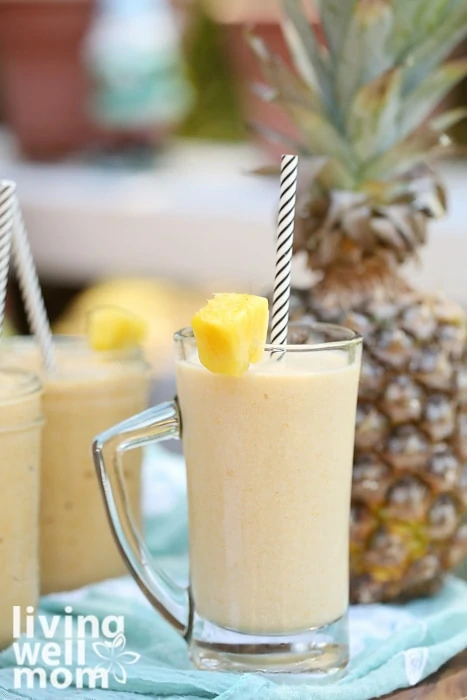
[251,0,467,271]
[295,166,444,271]
[251,0,467,188]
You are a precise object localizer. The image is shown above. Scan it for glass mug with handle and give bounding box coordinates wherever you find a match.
[93,323,362,679]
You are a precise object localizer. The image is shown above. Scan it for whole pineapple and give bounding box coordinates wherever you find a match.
[251,0,467,602]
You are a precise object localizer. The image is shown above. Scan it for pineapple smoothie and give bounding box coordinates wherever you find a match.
[0,369,42,648]
[92,294,362,675]
[177,349,360,633]
[178,303,362,634]
[1,336,150,594]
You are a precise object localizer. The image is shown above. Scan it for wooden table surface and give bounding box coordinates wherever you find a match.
[383,651,467,700]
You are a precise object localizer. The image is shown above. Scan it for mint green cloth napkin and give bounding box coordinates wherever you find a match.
[0,445,466,700]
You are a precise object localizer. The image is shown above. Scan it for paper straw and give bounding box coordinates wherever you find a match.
[0,181,16,336]
[270,154,299,347]
[12,195,56,372]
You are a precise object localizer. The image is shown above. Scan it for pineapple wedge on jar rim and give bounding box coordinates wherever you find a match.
[192,294,269,376]
[88,306,147,352]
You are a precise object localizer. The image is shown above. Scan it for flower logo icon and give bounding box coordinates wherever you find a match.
[92,633,140,684]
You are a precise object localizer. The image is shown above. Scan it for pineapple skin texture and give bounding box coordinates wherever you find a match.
[291,288,467,604]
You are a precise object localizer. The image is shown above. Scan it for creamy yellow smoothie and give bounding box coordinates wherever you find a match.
[176,348,361,635]
[1,338,150,594]
[0,369,42,648]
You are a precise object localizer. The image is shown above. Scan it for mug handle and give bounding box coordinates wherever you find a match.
[92,400,191,638]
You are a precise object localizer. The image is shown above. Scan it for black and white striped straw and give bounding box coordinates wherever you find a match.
[270,154,299,348]
[12,194,56,372]
[0,181,16,336]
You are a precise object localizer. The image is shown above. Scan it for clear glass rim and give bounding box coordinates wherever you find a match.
[0,366,42,405]
[0,334,147,364]
[174,322,362,353]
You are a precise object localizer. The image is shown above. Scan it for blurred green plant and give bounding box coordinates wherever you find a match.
[457,559,467,581]
[178,6,246,141]
[2,317,16,337]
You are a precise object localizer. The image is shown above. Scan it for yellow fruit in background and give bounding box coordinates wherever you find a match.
[88,307,147,352]
[53,278,209,375]
[192,293,269,376]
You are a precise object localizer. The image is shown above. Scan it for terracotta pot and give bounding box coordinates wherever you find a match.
[0,0,95,160]
[202,0,314,23]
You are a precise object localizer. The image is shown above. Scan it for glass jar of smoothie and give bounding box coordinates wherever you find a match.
[93,323,363,676]
[0,367,43,649]
[1,337,150,594]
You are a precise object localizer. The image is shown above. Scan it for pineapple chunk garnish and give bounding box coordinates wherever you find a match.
[192,294,269,376]
[88,306,147,352]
